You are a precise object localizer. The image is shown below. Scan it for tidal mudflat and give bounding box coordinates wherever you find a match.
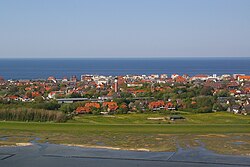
[1,140,250,167]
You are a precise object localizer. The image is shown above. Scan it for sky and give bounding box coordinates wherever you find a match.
[0,0,250,58]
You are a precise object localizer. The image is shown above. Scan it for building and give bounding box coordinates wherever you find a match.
[114,78,118,92]
[190,74,209,81]
[47,76,57,83]
[57,98,89,103]
[238,76,250,82]
[70,75,77,82]
[81,75,93,82]
[127,83,143,87]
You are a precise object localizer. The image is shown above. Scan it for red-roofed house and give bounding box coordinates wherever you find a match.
[76,106,91,114]
[7,95,19,101]
[85,102,101,109]
[75,102,101,114]
[32,91,41,98]
[238,76,250,82]
[165,102,176,110]
[103,102,118,112]
[149,100,165,110]
[175,76,187,83]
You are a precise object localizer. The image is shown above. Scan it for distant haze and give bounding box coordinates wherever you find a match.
[0,0,250,58]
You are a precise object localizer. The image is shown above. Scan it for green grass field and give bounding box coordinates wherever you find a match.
[0,112,250,155]
[69,112,250,124]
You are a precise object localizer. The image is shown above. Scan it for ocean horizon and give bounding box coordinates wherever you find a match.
[0,57,250,80]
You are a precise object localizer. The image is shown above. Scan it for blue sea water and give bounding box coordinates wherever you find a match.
[0,58,250,80]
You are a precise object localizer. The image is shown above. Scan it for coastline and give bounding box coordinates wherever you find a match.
[1,141,250,157]
[0,143,33,147]
[63,143,150,152]
[0,142,150,152]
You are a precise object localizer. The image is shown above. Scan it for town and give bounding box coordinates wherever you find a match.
[0,73,250,117]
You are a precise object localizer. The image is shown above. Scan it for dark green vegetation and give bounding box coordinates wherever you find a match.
[0,101,68,122]
[0,101,61,111]
[0,112,250,155]
[0,108,67,122]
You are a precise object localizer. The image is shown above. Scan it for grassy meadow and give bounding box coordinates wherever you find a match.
[0,112,250,155]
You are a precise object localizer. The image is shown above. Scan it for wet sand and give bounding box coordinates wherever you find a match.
[0,142,250,167]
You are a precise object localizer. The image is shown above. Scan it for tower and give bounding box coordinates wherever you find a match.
[114,78,118,93]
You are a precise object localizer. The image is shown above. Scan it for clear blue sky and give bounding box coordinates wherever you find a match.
[0,0,250,58]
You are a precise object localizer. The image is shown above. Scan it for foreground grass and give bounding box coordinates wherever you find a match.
[0,112,250,155]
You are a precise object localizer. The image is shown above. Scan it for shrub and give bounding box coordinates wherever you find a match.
[0,108,67,122]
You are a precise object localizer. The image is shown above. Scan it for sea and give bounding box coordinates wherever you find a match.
[0,57,250,80]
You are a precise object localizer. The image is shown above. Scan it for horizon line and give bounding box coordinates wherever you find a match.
[0,56,250,59]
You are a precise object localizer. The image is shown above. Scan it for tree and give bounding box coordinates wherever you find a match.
[60,104,75,113]
[120,92,133,98]
[69,93,82,98]
[92,107,101,115]
[200,86,213,96]
[26,91,32,98]
[212,103,228,111]
[8,86,19,95]
[216,90,230,97]
[195,96,215,113]
[34,96,44,103]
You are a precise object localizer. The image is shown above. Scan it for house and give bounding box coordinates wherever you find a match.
[75,106,91,114]
[238,76,250,82]
[244,87,250,94]
[149,100,165,110]
[120,103,128,110]
[171,74,179,79]
[165,102,176,110]
[81,75,93,82]
[75,102,101,114]
[7,95,19,101]
[25,87,32,91]
[160,74,168,79]
[233,74,245,80]
[129,90,146,96]
[229,89,237,96]
[62,77,68,82]
[127,83,143,87]
[228,105,242,114]
[95,78,108,85]
[156,79,167,84]
[45,86,52,91]
[102,102,118,112]
[70,75,77,82]
[20,96,31,102]
[47,76,57,83]
[205,81,224,89]
[48,92,56,99]
[227,82,239,90]
[175,76,187,83]
[32,91,41,98]
[182,74,190,79]
[190,74,209,81]
[85,102,100,109]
